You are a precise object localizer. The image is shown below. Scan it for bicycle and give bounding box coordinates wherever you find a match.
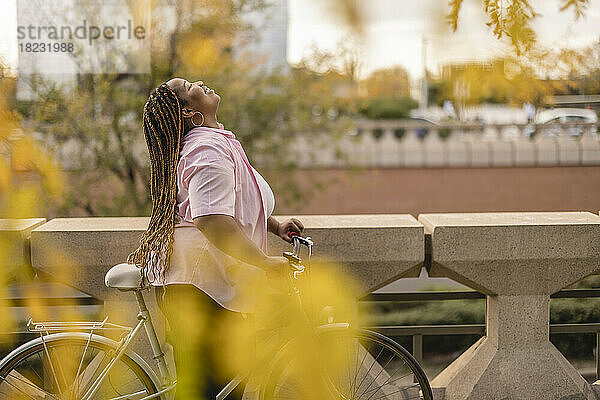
[0,234,433,400]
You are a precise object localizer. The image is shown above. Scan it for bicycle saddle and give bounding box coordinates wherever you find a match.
[105,263,148,291]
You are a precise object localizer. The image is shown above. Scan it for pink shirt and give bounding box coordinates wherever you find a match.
[174,125,270,250]
[151,125,275,312]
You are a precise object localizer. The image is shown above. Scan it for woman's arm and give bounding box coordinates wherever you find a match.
[267,216,304,243]
[267,215,280,235]
[194,214,286,272]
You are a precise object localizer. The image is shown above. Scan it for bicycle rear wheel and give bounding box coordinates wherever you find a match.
[0,333,160,400]
[261,327,433,400]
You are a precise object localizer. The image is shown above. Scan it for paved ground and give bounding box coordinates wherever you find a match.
[273,166,600,217]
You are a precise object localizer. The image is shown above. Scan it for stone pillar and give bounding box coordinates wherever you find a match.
[418,212,600,400]
[0,218,47,280]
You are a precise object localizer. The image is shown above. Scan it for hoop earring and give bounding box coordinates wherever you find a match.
[190,111,204,127]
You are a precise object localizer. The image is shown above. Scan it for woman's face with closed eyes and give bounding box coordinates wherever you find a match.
[166,77,220,118]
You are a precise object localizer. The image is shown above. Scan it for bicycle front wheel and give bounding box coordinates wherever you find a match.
[261,327,433,400]
[0,333,160,400]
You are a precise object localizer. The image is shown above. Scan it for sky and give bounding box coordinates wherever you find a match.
[288,0,600,80]
[2,0,600,81]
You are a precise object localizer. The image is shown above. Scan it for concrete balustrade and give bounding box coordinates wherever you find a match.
[513,137,536,166]
[403,133,426,167]
[282,121,599,169]
[0,219,46,280]
[42,119,599,171]
[559,139,580,165]
[424,134,446,168]
[4,213,600,399]
[21,215,424,375]
[491,140,512,167]
[378,129,403,167]
[467,139,492,167]
[446,136,469,167]
[582,136,600,165]
[418,212,600,400]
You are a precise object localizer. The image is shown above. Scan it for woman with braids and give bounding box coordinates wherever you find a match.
[126,79,304,399]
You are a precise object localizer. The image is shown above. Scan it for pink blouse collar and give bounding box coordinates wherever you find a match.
[186,122,235,139]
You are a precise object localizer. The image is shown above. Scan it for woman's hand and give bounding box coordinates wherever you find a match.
[276,218,304,243]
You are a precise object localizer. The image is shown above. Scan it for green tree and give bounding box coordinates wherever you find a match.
[359,97,418,120]
[363,66,411,99]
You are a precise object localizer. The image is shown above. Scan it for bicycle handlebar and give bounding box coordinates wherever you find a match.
[284,233,313,280]
[290,232,313,256]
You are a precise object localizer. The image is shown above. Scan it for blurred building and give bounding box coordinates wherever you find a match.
[15,0,76,100]
[16,0,289,100]
[240,0,289,73]
[15,0,151,100]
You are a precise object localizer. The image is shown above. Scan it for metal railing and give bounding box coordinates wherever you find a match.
[360,288,600,380]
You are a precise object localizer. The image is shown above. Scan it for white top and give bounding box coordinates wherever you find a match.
[252,166,275,218]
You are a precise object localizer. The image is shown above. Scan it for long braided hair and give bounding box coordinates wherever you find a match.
[127,83,186,284]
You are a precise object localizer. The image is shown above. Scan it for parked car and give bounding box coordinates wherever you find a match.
[524,108,598,138]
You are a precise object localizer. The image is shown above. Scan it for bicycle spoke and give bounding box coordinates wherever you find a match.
[342,336,363,398]
[345,336,354,396]
[29,353,46,387]
[369,383,423,400]
[350,335,360,396]
[106,372,151,399]
[274,376,304,399]
[107,388,149,400]
[74,332,95,396]
[48,346,72,394]
[0,369,57,400]
[334,334,428,400]
[361,354,413,400]
[360,370,415,399]
[349,339,370,398]
[0,338,158,400]
[354,345,384,395]
[356,346,397,399]
[71,351,106,396]
[41,341,63,395]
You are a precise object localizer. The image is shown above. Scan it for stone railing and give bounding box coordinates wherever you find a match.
[288,120,600,168]
[17,120,600,171]
[4,212,600,399]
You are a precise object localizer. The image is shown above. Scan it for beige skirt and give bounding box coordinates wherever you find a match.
[151,225,273,313]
